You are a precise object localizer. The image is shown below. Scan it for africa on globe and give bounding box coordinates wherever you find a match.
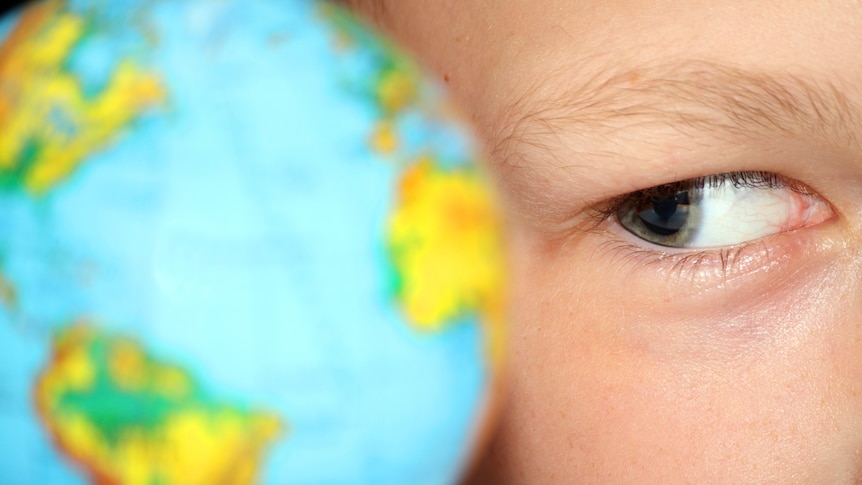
[0,1,507,484]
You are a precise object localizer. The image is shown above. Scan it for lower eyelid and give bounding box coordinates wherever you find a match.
[595,236,768,284]
[596,219,758,274]
[593,213,836,293]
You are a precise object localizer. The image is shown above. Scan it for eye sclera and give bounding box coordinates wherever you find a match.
[612,171,835,250]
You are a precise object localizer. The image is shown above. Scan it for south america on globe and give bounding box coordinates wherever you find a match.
[0,1,507,484]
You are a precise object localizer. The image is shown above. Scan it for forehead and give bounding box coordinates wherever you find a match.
[480,0,862,128]
[483,4,861,183]
[354,0,862,145]
[352,0,862,210]
[426,0,862,224]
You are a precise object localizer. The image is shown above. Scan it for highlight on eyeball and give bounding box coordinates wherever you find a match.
[0,1,507,484]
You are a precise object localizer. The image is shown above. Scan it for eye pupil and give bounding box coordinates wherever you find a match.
[637,191,690,236]
[652,195,679,219]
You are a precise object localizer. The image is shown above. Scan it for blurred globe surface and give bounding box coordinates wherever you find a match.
[0,1,506,484]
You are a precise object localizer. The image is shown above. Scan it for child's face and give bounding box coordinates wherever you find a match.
[352,1,862,482]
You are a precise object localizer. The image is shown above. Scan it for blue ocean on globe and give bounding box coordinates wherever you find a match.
[0,1,506,484]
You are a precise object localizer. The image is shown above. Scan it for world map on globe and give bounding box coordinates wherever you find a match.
[0,1,506,484]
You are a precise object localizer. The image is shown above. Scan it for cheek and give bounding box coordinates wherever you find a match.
[501,229,862,483]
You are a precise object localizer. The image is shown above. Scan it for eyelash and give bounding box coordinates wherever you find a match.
[592,237,768,282]
[591,170,809,221]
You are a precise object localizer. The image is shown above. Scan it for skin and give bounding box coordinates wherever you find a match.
[345,1,862,483]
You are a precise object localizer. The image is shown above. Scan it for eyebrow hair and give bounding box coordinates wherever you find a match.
[493,60,861,166]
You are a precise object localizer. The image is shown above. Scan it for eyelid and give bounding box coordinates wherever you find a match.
[592,234,805,298]
[595,234,767,281]
[584,210,843,312]
[593,171,808,218]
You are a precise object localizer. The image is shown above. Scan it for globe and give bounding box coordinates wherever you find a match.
[0,1,507,484]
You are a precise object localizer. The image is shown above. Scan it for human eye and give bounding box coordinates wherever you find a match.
[612,172,835,249]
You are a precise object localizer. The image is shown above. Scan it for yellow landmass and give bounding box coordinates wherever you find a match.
[369,66,420,157]
[377,67,417,115]
[0,0,165,193]
[388,159,507,361]
[370,121,398,154]
[36,325,97,394]
[319,3,422,157]
[35,324,284,485]
[58,409,282,485]
[153,409,281,485]
[108,339,149,391]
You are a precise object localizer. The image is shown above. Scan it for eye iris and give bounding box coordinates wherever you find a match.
[637,191,690,236]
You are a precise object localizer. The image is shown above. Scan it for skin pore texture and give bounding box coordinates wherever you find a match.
[344,1,862,483]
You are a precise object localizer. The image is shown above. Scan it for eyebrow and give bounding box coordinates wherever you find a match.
[493,60,861,166]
